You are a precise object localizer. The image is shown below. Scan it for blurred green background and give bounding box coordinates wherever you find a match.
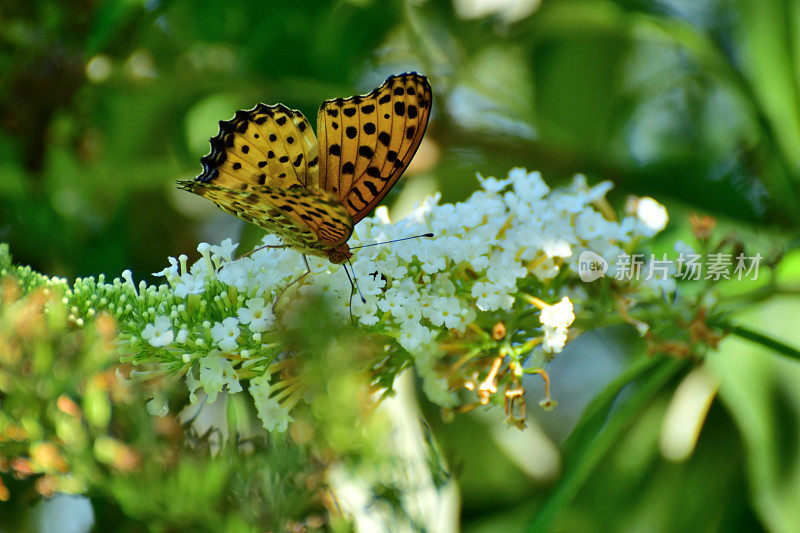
[2,0,800,531]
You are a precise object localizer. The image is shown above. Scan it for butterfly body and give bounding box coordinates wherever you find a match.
[179,72,432,263]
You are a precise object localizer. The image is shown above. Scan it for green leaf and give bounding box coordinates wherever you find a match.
[709,298,800,532]
[526,354,690,531]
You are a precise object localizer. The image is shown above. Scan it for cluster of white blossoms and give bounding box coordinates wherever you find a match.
[137,168,660,429]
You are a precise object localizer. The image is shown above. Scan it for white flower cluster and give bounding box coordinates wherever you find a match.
[139,168,659,428]
[340,169,646,350]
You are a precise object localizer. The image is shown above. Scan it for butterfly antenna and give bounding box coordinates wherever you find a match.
[344,259,366,304]
[349,232,434,251]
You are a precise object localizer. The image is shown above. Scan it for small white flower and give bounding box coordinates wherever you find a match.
[486,250,526,286]
[477,173,511,194]
[152,256,179,280]
[377,287,410,316]
[577,177,614,204]
[199,351,242,403]
[509,168,549,202]
[542,238,572,258]
[210,237,238,263]
[543,325,569,353]
[530,257,560,281]
[575,210,611,241]
[410,192,441,223]
[539,297,575,329]
[141,315,174,347]
[210,317,240,351]
[397,321,435,353]
[217,258,254,291]
[424,295,463,329]
[471,281,514,311]
[351,298,379,326]
[628,196,668,235]
[174,272,206,298]
[237,297,275,332]
[374,205,391,224]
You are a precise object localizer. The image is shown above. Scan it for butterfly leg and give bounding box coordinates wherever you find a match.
[342,259,367,325]
[271,255,312,312]
[238,244,289,260]
[219,244,290,273]
[344,265,355,325]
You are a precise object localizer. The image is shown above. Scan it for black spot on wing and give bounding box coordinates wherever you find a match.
[364,180,379,195]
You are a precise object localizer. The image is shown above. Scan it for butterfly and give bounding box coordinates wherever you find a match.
[178,72,432,264]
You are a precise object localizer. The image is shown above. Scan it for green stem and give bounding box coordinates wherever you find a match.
[715,321,800,362]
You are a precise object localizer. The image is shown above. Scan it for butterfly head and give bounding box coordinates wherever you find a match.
[327,244,353,264]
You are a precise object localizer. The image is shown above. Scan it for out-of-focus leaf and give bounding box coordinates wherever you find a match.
[709,298,800,533]
[732,0,800,173]
[85,0,146,57]
[526,355,689,532]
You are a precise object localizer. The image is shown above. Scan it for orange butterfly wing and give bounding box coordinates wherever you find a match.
[197,104,319,190]
[316,72,432,223]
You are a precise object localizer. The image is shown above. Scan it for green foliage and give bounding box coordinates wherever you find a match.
[0,257,327,530]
